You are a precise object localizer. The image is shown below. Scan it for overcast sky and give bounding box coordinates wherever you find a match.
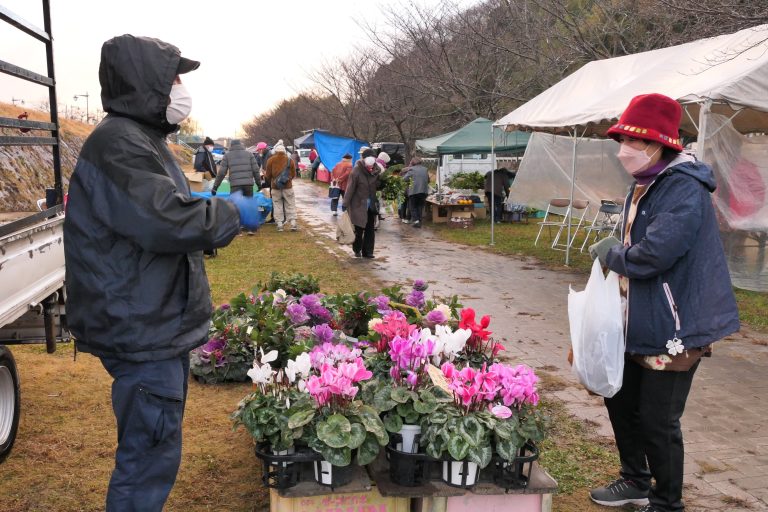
[1,0,479,139]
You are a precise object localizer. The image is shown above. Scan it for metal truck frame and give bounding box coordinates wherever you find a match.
[0,0,70,463]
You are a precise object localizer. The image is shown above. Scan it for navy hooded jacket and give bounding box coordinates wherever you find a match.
[605,155,739,355]
[64,35,240,362]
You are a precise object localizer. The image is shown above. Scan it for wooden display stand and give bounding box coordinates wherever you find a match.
[369,453,557,512]
[269,464,410,512]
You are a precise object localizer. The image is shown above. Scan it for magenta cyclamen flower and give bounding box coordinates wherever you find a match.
[312,323,335,344]
[405,290,425,309]
[219,304,231,311]
[413,279,428,292]
[285,303,310,324]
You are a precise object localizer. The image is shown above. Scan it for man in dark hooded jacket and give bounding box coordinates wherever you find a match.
[64,35,240,511]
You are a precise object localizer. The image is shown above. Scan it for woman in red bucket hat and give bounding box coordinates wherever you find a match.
[587,93,740,512]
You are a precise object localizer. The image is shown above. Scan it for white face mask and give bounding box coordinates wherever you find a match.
[364,156,376,167]
[166,83,192,125]
[617,143,661,175]
[205,145,214,151]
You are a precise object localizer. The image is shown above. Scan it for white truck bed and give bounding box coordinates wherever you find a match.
[0,211,66,329]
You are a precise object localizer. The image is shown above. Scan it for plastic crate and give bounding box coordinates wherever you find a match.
[269,487,410,512]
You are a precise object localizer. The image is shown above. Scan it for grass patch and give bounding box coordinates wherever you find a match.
[430,217,768,333]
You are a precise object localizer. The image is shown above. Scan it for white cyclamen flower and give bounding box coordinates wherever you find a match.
[247,362,274,385]
[434,324,471,363]
[260,348,278,365]
[285,352,312,382]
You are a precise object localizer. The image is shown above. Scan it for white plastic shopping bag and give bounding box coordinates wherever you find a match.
[336,212,355,245]
[568,259,625,397]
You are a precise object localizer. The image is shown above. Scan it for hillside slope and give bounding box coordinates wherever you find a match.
[0,102,193,211]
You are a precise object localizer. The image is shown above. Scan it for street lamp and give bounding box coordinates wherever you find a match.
[74,92,90,124]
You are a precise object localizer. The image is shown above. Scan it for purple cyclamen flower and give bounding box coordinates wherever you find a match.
[312,323,335,344]
[219,304,231,311]
[413,279,428,292]
[405,290,425,309]
[285,303,310,324]
[426,309,448,324]
[406,371,419,387]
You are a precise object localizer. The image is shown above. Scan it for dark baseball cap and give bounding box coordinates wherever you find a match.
[177,56,200,74]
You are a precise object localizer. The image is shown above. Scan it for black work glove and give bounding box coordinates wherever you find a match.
[589,236,621,266]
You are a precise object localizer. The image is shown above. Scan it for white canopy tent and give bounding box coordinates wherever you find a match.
[494,24,768,290]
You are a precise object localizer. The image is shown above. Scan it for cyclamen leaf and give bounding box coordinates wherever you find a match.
[391,387,413,404]
[325,414,352,433]
[356,433,381,466]
[459,416,484,447]
[413,399,437,414]
[467,445,493,469]
[373,387,396,412]
[288,409,315,429]
[427,411,449,424]
[317,420,352,448]
[495,437,522,462]
[447,436,470,461]
[320,446,352,467]
[348,423,367,449]
[384,413,404,433]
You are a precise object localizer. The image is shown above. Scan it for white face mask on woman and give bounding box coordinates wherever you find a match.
[166,83,192,125]
[617,143,660,175]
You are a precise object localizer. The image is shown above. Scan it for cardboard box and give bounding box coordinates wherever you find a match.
[184,172,205,192]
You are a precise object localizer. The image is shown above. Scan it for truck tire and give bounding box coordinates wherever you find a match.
[0,346,20,463]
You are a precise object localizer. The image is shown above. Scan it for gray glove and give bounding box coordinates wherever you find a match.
[589,236,621,266]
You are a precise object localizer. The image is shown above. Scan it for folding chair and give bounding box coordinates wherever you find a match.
[534,198,571,247]
[579,200,624,252]
[551,199,590,251]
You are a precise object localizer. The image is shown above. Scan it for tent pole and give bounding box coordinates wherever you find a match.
[697,100,711,163]
[491,124,496,246]
[566,129,577,266]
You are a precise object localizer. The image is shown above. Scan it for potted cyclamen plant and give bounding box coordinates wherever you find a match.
[286,342,388,488]
[421,361,547,488]
[231,349,314,489]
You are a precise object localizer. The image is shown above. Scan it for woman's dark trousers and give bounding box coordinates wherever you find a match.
[352,209,377,257]
[409,193,427,223]
[604,357,700,512]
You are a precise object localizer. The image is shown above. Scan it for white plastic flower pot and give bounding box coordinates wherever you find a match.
[396,424,422,453]
[442,460,479,487]
[271,446,295,467]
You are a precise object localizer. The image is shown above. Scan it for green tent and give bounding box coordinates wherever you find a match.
[416,118,530,155]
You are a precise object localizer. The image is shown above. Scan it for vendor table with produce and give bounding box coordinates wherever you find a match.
[425,194,485,223]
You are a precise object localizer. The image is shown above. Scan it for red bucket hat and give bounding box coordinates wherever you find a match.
[606,93,683,151]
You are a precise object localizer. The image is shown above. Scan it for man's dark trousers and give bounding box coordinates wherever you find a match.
[604,357,699,512]
[100,354,191,512]
[485,192,503,223]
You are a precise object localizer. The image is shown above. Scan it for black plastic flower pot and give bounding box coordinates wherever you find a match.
[385,434,434,487]
[253,444,319,490]
[491,441,539,491]
[312,460,355,488]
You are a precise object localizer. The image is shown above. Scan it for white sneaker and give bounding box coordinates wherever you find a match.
[277,223,284,232]
[333,212,338,216]
[290,224,298,232]
[402,219,410,224]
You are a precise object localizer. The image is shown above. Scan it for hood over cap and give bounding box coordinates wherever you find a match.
[99,34,198,133]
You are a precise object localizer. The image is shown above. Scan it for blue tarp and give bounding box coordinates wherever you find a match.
[313,131,369,171]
